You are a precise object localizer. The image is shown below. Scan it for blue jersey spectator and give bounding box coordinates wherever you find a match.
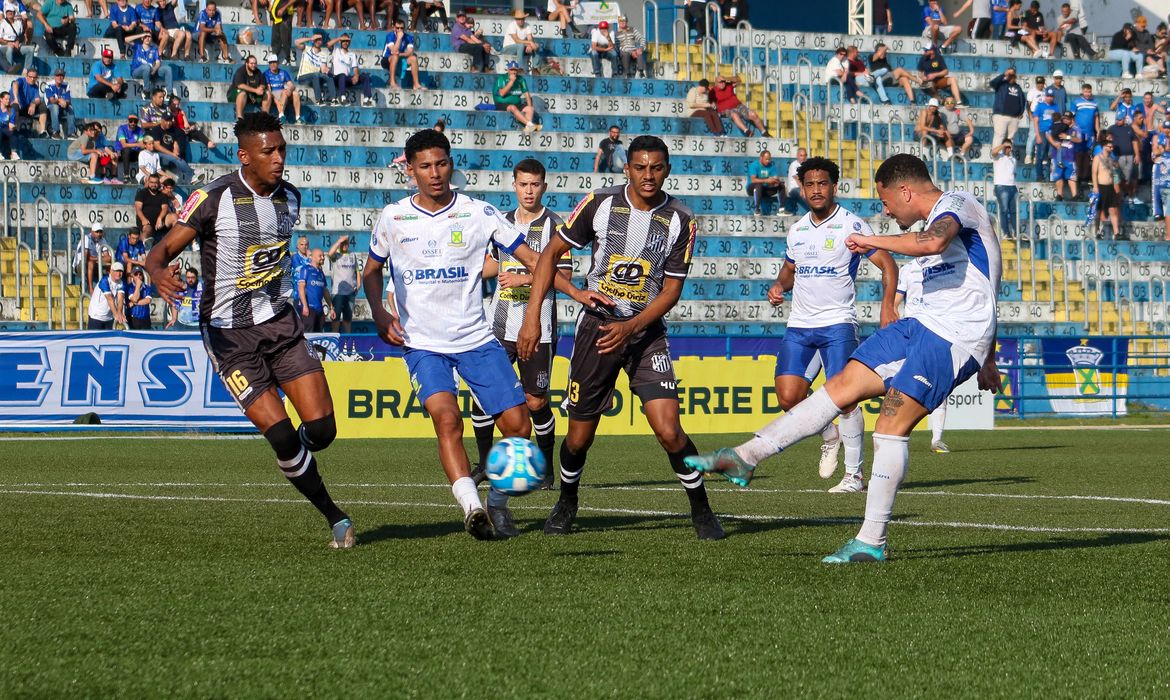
[1046,75,1067,114]
[126,270,154,329]
[131,39,159,73]
[0,92,18,159]
[1113,90,1139,125]
[115,230,146,270]
[87,49,128,99]
[130,35,173,98]
[43,71,76,138]
[135,0,160,34]
[1032,94,1058,179]
[263,63,292,91]
[298,264,326,311]
[105,0,139,57]
[1072,87,1099,151]
[296,253,330,332]
[991,0,1009,35]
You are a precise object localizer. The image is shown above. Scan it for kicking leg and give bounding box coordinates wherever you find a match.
[484,403,531,539]
[424,391,493,540]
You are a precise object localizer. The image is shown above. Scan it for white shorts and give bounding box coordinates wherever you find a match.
[922,24,959,38]
[165,27,186,38]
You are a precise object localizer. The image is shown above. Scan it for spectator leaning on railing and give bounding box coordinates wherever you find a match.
[75,223,111,293]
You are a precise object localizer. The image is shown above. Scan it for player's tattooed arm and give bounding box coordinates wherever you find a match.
[913,214,959,249]
[847,215,959,257]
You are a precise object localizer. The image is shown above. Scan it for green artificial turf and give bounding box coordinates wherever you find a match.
[2,430,1168,698]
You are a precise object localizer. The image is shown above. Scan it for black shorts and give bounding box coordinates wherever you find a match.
[128,316,152,330]
[201,305,323,411]
[304,308,325,332]
[1098,185,1120,211]
[87,317,114,330]
[564,311,678,420]
[501,338,553,396]
[332,293,354,322]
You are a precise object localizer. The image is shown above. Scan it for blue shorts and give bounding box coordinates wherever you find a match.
[1154,183,1170,219]
[775,323,859,382]
[403,340,525,416]
[850,318,981,411]
[1050,160,1076,182]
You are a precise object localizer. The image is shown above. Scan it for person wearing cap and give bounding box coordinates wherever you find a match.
[331,33,374,106]
[615,15,648,79]
[295,33,338,105]
[410,0,447,31]
[916,45,962,105]
[921,0,961,51]
[1151,119,1170,241]
[1031,88,1057,180]
[229,54,272,119]
[711,74,770,137]
[87,261,126,330]
[147,110,194,183]
[547,0,585,38]
[125,267,155,329]
[264,53,303,124]
[1046,110,1081,201]
[1047,70,1066,112]
[36,0,77,57]
[43,69,76,139]
[115,111,144,180]
[1111,87,1139,125]
[131,31,175,98]
[87,47,128,100]
[104,0,139,58]
[382,18,424,89]
[915,98,950,157]
[685,78,723,135]
[75,223,111,294]
[0,6,35,74]
[195,0,230,63]
[10,67,47,138]
[451,11,492,73]
[502,9,539,74]
[1023,74,1045,164]
[135,134,163,182]
[991,139,1019,236]
[495,60,540,133]
[589,19,618,77]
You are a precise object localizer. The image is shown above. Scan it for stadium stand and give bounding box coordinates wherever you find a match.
[1,0,1168,354]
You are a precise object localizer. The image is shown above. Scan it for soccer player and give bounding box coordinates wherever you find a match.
[361,129,601,540]
[143,112,354,549]
[469,158,572,490]
[769,157,899,493]
[516,135,726,541]
[685,154,1001,562]
[895,258,949,453]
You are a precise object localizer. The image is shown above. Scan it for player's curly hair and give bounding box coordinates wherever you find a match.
[627,135,669,162]
[405,128,451,162]
[874,153,931,187]
[797,156,840,184]
[234,112,282,139]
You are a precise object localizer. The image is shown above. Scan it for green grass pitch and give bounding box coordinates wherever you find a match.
[2,429,1168,697]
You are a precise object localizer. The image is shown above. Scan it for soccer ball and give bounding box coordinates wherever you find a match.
[486,437,548,496]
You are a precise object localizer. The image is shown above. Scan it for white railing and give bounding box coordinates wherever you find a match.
[47,268,67,330]
[66,220,86,285]
[953,155,970,192]
[790,92,811,149]
[1048,255,1068,317]
[1086,272,1103,332]
[856,132,876,194]
[885,113,906,158]
[1149,276,1169,326]
[643,0,661,45]
[33,195,54,270]
[700,35,720,80]
[1117,296,1134,336]
[14,240,33,319]
[2,175,20,241]
[825,76,846,165]
[672,19,689,81]
[763,35,782,139]
[704,2,720,46]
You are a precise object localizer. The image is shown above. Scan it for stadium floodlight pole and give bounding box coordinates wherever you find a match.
[847,0,871,35]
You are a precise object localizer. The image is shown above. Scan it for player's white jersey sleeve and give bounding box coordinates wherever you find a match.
[784,205,872,329]
[368,206,395,268]
[913,190,1002,361]
[897,258,925,320]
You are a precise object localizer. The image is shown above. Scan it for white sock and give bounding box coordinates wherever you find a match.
[735,389,841,465]
[820,420,840,445]
[451,476,481,516]
[840,408,864,477]
[856,433,909,547]
[929,405,946,443]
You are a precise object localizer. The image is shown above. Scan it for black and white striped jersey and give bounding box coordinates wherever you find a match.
[488,208,572,343]
[177,171,301,329]
[558,185,697,320]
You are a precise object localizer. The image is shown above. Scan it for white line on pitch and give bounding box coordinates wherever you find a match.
[1,488,1168,536]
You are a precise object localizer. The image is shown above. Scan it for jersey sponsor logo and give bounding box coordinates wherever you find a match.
[393,214,420,221]
[448,211,472,219]
[598,255,650,303]
[913,374,933,388]
[233,196,253,205]
[422,240,442,258]
[611,206,631,214]
[400,236,419,243]
[922,261,957,281]
[565,192,595,227]
[238,242,287,290]
[177,189,208,222]
[651,214,672,227]
[796,264,838,276]
[403,265,469,285]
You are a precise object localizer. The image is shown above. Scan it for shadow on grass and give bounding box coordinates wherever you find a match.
[943,444,1067,452]
[900,531,1169,560]
[903,475,1036,489]
[553,549,623,558]
[357,521,465,543]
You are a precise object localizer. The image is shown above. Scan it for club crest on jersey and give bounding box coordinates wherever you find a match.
[853,221,862,231]
[536,371,549,390]
[650,353,672,374]
[823,238,836,250]
[449,230,465,247]
[276,213,295,238]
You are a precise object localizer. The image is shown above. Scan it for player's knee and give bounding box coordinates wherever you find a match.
[496,406,531,438]
[299,413,336,452]
[430,407,462,437]
[563,431,594,454]
[263,417,301,461]
[776,388,804,412]
[652,423,686,452]
[524,394,548,413]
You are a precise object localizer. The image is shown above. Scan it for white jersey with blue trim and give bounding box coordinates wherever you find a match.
[915,190,1001,361]
[368,192,526,353]
[784,204,874,329]
[896,258,925,320]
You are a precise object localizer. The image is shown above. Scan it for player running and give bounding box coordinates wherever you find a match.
[144,112,354,549]
[469,158,572,489]
[769,157,898,493]
[517,135,726,541]
[685,154,1001,562]
[895,258,950,453]
[361,129,600,540]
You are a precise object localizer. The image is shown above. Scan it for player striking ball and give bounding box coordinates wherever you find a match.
[517,135,725,541]
[144,112,354,549]
[686,154,1002,562]
[895,257,950,453]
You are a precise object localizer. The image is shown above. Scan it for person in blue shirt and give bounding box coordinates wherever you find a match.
[87,48,129,99]
[134,0,160,41]
[43,68,77,139]
[1111,87,1139,124]
[131,32,174,97]
[1032,89,1058,180]
[116,228,147,273]
[10,67,46,136]
[125,268,155,329]
[1047,71,1067,113]
[290,235,311,311]
[115,112,144,179]
[263,54,302,124]
[0,91,19,160]
[195,0,230,62]
[990,0,1009,37]
[1152,120,1170,241]
[381,20,421,89]
[157,0,190,59]
[1071,82,1100,185]
[747,149,783,215]
[297,248,333,333]
[1046,111,1081,201]
[104,0,140,58]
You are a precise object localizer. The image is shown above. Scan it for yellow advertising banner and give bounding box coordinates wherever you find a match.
[317,357,896,439]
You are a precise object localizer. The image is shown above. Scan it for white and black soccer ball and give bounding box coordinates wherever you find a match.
[486,437,547,496]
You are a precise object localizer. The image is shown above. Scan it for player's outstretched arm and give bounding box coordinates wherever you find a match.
[144,222,197,304]
[869,250,900,327]
[360,255,403,345]
[846,214,960,258]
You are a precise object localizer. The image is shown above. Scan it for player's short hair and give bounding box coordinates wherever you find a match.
[151,87,166,97]
[513,157,545,180]
[404,127,451,162]
[798,156,839,184]
[874,153,932,187]
[234,112,282,140]
[162,177,176,187]
[627,135,669,162]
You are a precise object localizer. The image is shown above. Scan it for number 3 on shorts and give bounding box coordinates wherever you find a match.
[568,380,580,404]
[225,370,250,397]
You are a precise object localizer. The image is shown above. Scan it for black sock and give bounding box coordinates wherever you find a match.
[558,441,587,504]
[470,400,495,467]
[531,404,556,474]
[668,437,711,512]
[279,448,347,526]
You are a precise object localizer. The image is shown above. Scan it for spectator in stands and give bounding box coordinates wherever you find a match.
[115,112,144,179]
[991,0,1009,38]
[131,32,175,97]
[1140,20,1166,78]
[229,54,271,118]
[1032,88,1057,179]
[593,125,625,173]
[685,0,708,42]
[104,0,138,58]
[502,9,539,74]
[747,149,783,216]
[196,1,230,62]
[87,47,128,99]
[1092,137,1122,239]
[865,43,913,105]
[72,121,118,183]
[135,136,163,180]
[785,147,806,214]
[1056,2,1094,59]
[1005,0,1039,53]
[1021,1,1056,57]
[148,111,193,183]
[1139,92,1166,127]
[11,67,46,137]
[939,96,974,159]
[1109,23,1142,79]
[1133,15,1155,59]
[916,98,950,156]
[720,0,747,28]
[0,91,15,160]
[546,0,584,39]
[711,75,770,137]
[1112,87,1138,124]
[87,262,126,329]
[135,172,174,242]
[296,33,337,104]
[990,68,1026,148]
[616,15,648,79]
[162,176,183,212]
[158,0,190,59]
[922,0,961,51]
[298,248,332,332]
[332,33,374,106]
[1048,70,1067,113]
[495,60,539,134]
[135,0,160,41]
[844,46,876,103]
[382,18,423,89]
[1108,116,1142,204]
[264,53,302,123]
[168,94,216,155]
[685,79,722,135]
[75,223,110,292]
[1023,75,1045,164]
[126,268,154,329]
[292,234,311,278]
[116,227,146,272]
[955,0,992,39]
[824,46,855,103]
[1047,111,1081,200]
[589,20,618,78]
[0,6,35,74]
[140,87,167,129]
[410,0,447,32]
[992,139,1018,236]
[327,235,358,333]
[451,11,492,73]
[269,0,295,65]
[873,0,893,34]
[917,45,962,105]
[44,68,76,139]
[1152,121,1170,241]
[166,266,201,327]
[36,0,77,56]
